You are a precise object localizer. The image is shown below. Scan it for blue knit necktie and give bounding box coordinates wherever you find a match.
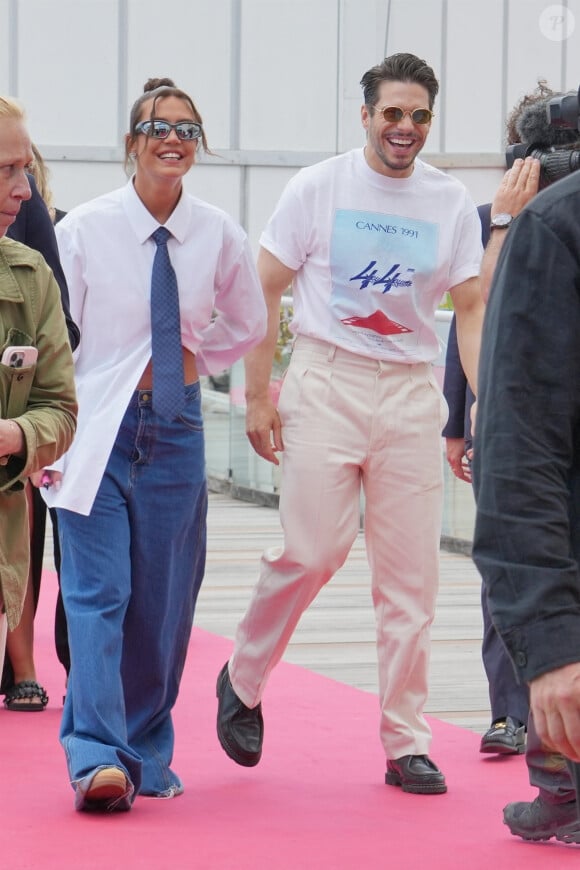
[150,227,185,420]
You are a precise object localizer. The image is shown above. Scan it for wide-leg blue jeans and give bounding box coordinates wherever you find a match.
[57,383,207,804]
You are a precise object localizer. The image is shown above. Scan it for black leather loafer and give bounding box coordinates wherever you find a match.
[216,662,264,767]
[480,717,526,755]
[385,754,447,794]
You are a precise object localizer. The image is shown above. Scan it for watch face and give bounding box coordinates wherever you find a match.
[491,213,513,228]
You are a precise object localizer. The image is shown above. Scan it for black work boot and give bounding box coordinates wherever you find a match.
[503,796,580,843]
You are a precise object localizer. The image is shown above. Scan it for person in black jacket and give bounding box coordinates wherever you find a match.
[2,165,78,709]
[8,175,78,345]
[442,84,571,756]
[473,164,580,845]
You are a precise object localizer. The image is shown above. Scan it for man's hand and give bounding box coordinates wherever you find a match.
[481,157,541,303]
[445,437,471,483]
[244,247,295,466]
[491,155,541,219]
[246,395,284,465]
[530,663,580,762]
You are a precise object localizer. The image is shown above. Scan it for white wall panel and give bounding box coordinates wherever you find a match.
[445,0,504,153]
[17,0,119,147]
[0,0,10,93]
[246,166,298,251]
[3,0,579,234]
[383,0,444,61]
[447,166,506,209]
[48,158,243,224]
[127,0,233,150]
[239,0,339,151]
[47,160,126,213]
[564,0,580,95]
[506,0,565,113]
[338,0,391,152]
[182,163,242,222]
[382,0,444,152]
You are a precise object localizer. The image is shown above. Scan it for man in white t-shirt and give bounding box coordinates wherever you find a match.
[216,53,484,795]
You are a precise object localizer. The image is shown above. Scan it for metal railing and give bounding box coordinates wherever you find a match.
[202,304,475,547]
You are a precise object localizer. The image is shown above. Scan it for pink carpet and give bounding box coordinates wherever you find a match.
[1,572,577,869]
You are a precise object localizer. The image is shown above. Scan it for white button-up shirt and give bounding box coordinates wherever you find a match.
[44,179,266,515]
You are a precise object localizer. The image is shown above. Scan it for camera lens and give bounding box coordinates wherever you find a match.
[530,147,580,184]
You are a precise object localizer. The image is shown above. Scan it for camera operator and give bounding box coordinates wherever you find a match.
[444,84,576,764]
[472,84,580,845]
[446,82,575,481]
[480,83,580,301]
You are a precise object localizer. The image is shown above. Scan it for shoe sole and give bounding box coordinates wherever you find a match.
[504,820,580,843]
[217,728,262,767]
[480,742,526,755]
[385,772,447,795]
[507,832,552,841]
[504,814,580,842]
[216,670,262,768]
[4,701,46,712]
[4,681,49,712]
[557,821,580,844]
[86,768,128,803]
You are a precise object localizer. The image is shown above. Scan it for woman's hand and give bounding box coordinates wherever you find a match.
[29,469,62,490]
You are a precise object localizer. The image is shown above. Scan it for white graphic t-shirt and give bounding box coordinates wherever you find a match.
[260,148,482,363]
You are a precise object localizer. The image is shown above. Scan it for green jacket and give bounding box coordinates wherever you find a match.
[0,237,77,629]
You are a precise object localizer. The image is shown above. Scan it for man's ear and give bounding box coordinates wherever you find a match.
[361,104,370,131]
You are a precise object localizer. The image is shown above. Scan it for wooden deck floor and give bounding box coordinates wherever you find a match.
[42,489,491,734]
[197,491,491,735]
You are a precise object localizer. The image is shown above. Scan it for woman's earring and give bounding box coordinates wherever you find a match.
[129,151,137,159]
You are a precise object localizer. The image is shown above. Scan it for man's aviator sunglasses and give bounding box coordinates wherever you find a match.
[374,106,433,125]
[135,119,203,141]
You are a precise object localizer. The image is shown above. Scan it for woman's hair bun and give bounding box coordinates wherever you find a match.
[144,77,176,93]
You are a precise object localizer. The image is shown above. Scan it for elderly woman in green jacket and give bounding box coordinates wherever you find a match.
[0,97,77,660]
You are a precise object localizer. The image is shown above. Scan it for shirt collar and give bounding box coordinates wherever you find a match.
[121,177,192,245]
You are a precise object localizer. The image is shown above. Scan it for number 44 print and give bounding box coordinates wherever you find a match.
[350,261,415,292]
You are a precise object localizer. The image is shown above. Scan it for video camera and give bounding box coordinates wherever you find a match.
[505,85,580,185]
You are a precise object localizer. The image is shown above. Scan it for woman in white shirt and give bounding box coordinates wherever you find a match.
[50,77,266,813]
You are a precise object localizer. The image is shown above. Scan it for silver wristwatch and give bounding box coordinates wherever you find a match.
[490,213,514,231]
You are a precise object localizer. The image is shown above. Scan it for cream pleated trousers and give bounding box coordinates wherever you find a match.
[230,336,448,758]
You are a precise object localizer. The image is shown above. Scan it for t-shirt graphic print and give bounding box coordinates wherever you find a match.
[329,208,438,360]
